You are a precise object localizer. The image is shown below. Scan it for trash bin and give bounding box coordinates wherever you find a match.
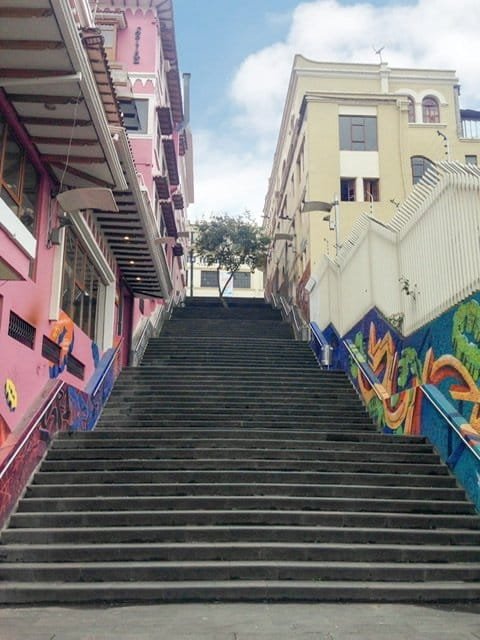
[321,344,333,368]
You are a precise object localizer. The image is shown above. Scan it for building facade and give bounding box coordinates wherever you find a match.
[264,56,480,320]
[189,261,264,299]
[0,0,192,525]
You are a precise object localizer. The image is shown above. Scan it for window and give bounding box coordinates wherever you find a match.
[200,271,218,287]
[61,227,102,339]
[465,155,478,165]
[0,113,40,236]
[119,98,149,133]
[407,97,416,123]
[411,156,433,184]
[422,96,440,123]
[339,116,377,151]
[363,178,380,202]
[340,178,356,202]
[233,272,251,289]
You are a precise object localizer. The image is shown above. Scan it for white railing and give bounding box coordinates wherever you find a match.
[461,119,480,139]
[310,162,480,336]
[130,298,175,366]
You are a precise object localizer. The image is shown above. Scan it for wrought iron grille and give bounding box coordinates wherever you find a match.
[66,354,85,380]
[8,312,35,349]
[41,336,61,364]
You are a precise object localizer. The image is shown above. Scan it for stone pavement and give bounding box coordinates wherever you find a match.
[0,603,479,640]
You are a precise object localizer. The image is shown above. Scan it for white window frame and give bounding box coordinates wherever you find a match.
[49,210,116,352]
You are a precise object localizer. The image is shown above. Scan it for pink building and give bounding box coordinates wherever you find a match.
[0,0,193,526]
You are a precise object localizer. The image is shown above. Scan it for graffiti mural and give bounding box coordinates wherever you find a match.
[4,378,18,412]
[332,294,480,509]
[49,311,75,379]
[0,413,11,447]
[346,296,480,446]
[0,383,70,528]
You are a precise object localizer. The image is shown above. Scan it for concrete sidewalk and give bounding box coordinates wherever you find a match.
[0,603,479,640]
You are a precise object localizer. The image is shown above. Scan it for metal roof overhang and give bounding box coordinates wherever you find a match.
[0,1,126,191]
[98,127,173,298]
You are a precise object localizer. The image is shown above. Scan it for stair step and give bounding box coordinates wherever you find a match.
[14,495,473,514]
[2,542,479,563]
[31,459,450,474]
[10,509,480,530]
[1,561,480,583]
[26,482,464,501]
[43,448,441,463]
[3,525,478,545]
[33,469,458,487]
[1,580,479,605]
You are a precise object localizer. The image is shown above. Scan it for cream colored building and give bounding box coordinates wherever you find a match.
[188,260,264,298]
[264,56,480,319]
[184,226,265,298]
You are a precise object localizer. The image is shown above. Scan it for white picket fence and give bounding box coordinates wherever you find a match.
[310,162,480,336]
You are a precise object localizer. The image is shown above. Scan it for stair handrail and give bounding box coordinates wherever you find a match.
[343,338,389,402]
[130,297,176,366]
[420,385,480,463]
[274,294,309,341]
[91,339,123,399]
[0,381,65,481]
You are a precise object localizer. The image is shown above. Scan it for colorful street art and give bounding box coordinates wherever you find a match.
[49,311,74,379]
[333,293,480,509]
[0,343,122,529]
[4,378,17,412]
[0,413,11,447]
[347,296,480,451]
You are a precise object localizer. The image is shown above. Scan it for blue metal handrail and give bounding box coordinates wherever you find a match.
[91,339,122,398]
[421,384,480,463]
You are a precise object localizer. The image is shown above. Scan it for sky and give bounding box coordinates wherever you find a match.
[173,0,480,221]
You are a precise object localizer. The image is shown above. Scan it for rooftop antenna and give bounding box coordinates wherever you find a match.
[373,45,385,64]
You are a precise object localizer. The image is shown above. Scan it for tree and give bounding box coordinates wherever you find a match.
[194,213,270,306]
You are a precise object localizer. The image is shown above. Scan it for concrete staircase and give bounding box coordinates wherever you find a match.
[1,297,479,604]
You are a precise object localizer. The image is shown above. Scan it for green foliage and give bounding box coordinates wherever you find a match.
[194,213,270,300]
[367,396,386,428]
[452,300,480,381]
[350,331,366,378]
[397,346,423,389]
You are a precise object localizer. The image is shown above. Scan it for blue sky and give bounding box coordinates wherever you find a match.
[173,0,480,220]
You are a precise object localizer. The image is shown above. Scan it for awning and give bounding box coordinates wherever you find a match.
[156,105,173,135]
[160,201,177,238]
[153,174,170,200]
[172,193,184,210]
[0,1,126,190]
[162,138,179,186]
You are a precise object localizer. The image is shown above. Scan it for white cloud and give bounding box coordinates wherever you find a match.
[188,130,271,222]
[190,0,480,222]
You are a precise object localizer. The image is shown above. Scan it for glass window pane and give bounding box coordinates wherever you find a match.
[339,116,351,150]
[2,130,22,197]
[201,271,217,287]
[20,159,39,236]
[61,230,76,316]
[364,117,378,150]
[233,272,251,288]
[0,186,19,216]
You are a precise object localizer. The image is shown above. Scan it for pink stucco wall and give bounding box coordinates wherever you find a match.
[0,101,111,437]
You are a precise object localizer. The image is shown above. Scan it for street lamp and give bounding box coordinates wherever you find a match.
[301,197,340,254]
